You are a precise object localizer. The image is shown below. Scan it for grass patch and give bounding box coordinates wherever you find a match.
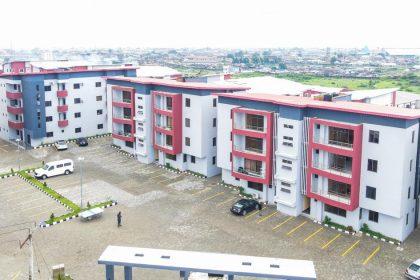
[360,223,400,243]
[323,216,354,232]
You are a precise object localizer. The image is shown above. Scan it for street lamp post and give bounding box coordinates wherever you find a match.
[16,138,21,171]
[78,157,84,208]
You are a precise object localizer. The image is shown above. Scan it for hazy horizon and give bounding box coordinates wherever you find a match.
[1,0,419,49]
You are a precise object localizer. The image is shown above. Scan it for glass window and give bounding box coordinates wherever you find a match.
[246,114,264,131]
[367,159,378,172]
[191,156,195,163]
[185,118,190,127]
[368,130,379,144]
[325,204,346,217]
[75,127,81,133]
[248,181,263,192]
[185,137,190,146]
[368,210,379,223]
[366,186,376,199]
[165,153,176,161]
[73,83,81,89]
[95,82,102,87]
[185,98,190,107]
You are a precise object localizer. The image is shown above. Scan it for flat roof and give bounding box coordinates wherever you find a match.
[215,92,420,120]
[107,77,250,91]
[98,246,316,280]
[349,88,398,101]
[0,66,137,78]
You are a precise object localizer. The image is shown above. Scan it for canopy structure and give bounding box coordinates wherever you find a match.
[98,246,316,280]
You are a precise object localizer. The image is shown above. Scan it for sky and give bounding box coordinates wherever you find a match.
[2,0,419,49]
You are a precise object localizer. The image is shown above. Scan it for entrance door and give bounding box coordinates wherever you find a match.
[302,196,310,214]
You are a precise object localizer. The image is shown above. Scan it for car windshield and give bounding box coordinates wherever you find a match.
[409,263,420,272]
[57,141,65,144]
[42,165,49,170]
[233,203,243,208]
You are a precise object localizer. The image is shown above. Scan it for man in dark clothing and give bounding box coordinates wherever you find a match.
[117,211,122,227]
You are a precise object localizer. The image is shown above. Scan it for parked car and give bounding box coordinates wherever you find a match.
[54,140,68,151]
[405,259,420,280]
[34,159,74,180]
[76,137,88,147]
[230,199,261,216]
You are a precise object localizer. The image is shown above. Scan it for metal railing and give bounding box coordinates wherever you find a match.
[113,131,132,137]
[233,145,264,154]
[312,161,352,177]
[236,167,264,178]
[312,189,351,205]
[313,137,353,149]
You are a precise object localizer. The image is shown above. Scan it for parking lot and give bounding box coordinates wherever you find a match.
[0,136,419,279]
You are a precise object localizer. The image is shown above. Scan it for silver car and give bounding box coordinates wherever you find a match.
[405,259,420,280]
[54,140,68,151]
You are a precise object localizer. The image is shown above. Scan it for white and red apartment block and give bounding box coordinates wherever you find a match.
[215,92,420,241]
[0,65,136,147]
[106,77,247,177]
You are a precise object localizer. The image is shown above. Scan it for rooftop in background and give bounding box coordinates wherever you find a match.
[220,76,343,96]
[107,76,250,91]
[349,88,399,101]
[215,91,420,120]
[136,65,181,79]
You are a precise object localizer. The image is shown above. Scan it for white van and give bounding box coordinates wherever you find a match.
[34,159,74,179]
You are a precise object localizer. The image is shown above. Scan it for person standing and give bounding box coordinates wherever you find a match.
[117,211,122,227]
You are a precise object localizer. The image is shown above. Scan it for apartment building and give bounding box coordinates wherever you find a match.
[215,92,419,241]
[106,77,248,177]
[0,67,136,147]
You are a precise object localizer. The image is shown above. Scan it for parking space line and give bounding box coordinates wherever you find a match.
[192,188,210,196]
[341,240,360,257]
[321,233,341,249]
[256,211,278,224]
[362,245,381,265]
[303,227,324,242]
[203,191,225,202]
[10,271,21,280]
[286,221,307,236]
[245,206,267,220]
[0,146,8,152]
[272,216,294,231]
[217,197,236,207]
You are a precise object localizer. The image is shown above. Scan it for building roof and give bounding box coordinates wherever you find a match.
[136,65,181,78]
[0,66,137,78]
[29,60,98,70]
[349,88,398,101]
[98,246,316,279]
[215,92,420,120]
[107,76,250,91]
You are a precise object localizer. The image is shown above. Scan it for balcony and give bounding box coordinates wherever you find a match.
[112,101,132,108]
[57,105,68,113]
[112,116,133,125]
[112,131,134,142]
[58,120,69,127]
[312,161,352,178]
[7,105,24,115]
[236,167,264,178]
[57,90,68,98]
[312,189,351,205]
[155,123,173,132]
[8,120,24,130]
[6,91,22,99]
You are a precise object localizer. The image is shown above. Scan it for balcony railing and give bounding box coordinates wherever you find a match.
[312,161,352,177]
[234,145,264,155]
[236,167,263,178]
[7,105,24,115]
[155,123,173,131]
[314,137,353,149]
[6,91,22,99]
[57,105,69,113]
[58,120,69,127]
[312,189,351,205]
[245,124,264,132]
[113,131,132,137]
[8,120,24,130]
[57,90,68,98]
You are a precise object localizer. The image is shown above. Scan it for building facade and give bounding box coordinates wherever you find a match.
[216,92,419,241]
[0,68,136,147]
[106,77,247,177]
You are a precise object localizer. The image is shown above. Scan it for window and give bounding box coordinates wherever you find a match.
[185,98,190,107]
[191,156,195,163]
[282,159,292,165]
[36,85,40,91]
[46,116,53,122]
[412,131,415,143]
[74,112,81,118]
[75,127,81,133]
[185,118,190,127]
[406,214,409,225]
[166,135,173,146]
[246,114,264,131]
[213,118,216,127]
[46,132,53,137]
[73,83,81,89]
[282,142,293,147]
[408,187,411,199]
[283,136,293,141]
[211,98,216,107]
[125,141,133,148]
[325,204,346,217]
[284,124,293,129]
[245,136,263,153]
[183,154,187,163]
[368,130,379,143]
[281,188,291,193]
[185,137,190,146]
[366,186,376,200]
[95,82,102,87]
[74,98,81,104]
[45,101,52,107]
[316,124,320,129]
[56,164,63,168]
[248,181,263,192]
[166,153,176,161]
[410,159,413,172]
[367,159,378,172]
[368,210,379,223]
[97,110,103,115]
[44,85,51,92]
[213,137,216,146]
[64,162,71,167]
[359,209,363,220]
[281,182,291,187]
[212,156,216,165]
[96,96,102,101]
[97,124,103,129]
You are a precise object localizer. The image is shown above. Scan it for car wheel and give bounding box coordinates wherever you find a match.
[42,175,47,180]
[242,210,247,216]
[65,170,70,175]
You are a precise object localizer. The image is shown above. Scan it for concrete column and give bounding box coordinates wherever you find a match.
[124,266,133,280]
[105,265,114,280]
[179,271,190,280]
[227,275,234,280]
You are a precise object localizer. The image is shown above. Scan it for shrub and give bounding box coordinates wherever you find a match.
[43,182,47,187]
[10,168,14,174]
[346,226,354,232]
[87,201,91,208]
[323,216,331,224]
[165,163,171,169]
[361,223,369,232]
[50,213,55,221]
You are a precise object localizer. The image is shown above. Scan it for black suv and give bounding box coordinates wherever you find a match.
[76,137,88,147]
[230,199,261,216]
